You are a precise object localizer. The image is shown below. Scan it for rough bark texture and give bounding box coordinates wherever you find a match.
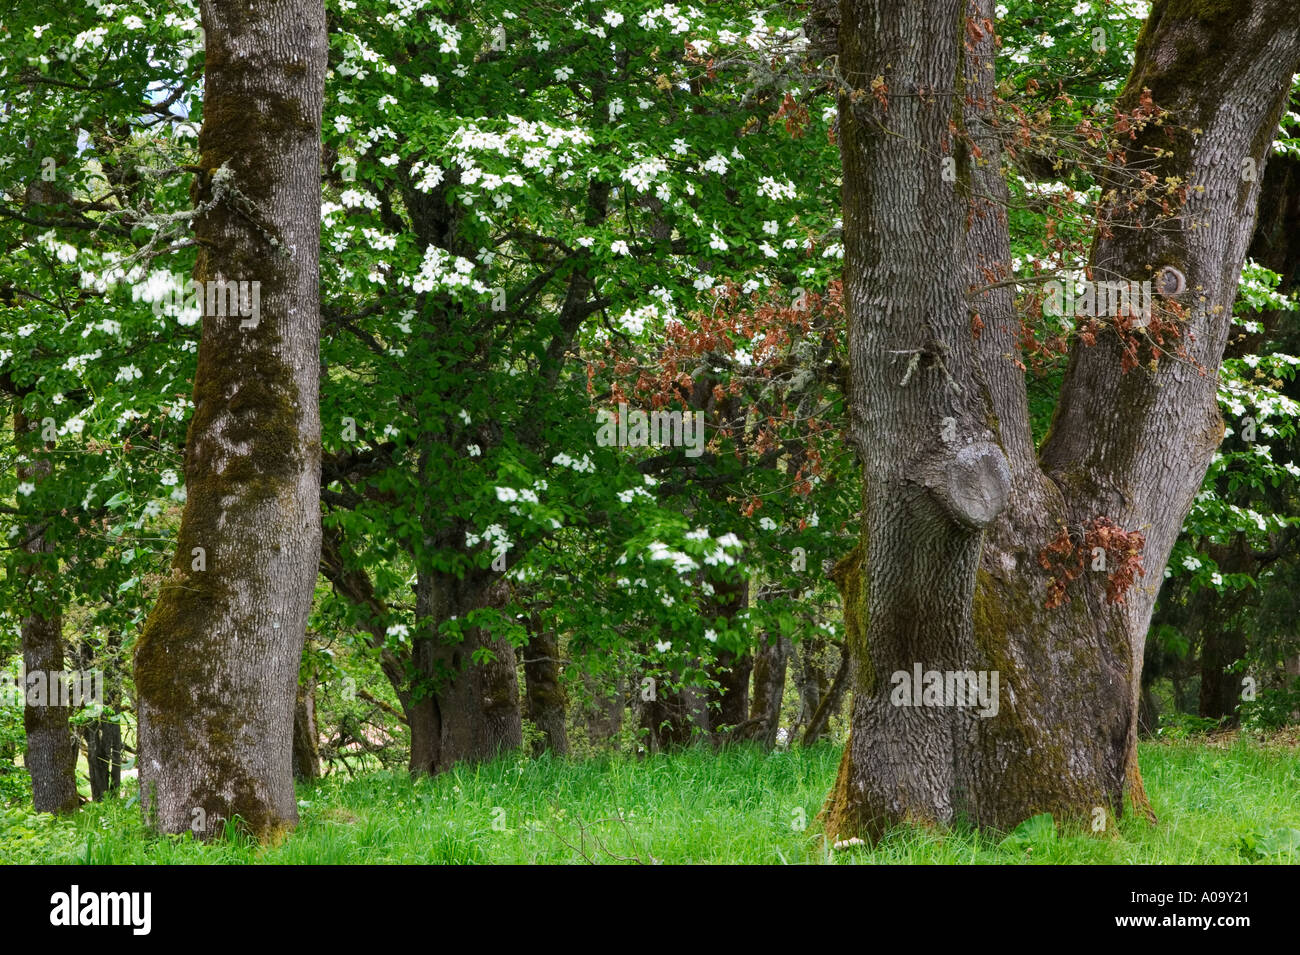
[133,0,327,840]
[16,410,79,814]
[825,0,1300,840]
[523,624,569,756]
[637,671,710,751]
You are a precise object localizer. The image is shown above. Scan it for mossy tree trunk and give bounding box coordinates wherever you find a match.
[15,408,79,814]
[133,0,327,841]
[826,0,1300,840]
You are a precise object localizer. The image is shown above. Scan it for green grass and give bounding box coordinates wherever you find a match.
[2,739,1298,864]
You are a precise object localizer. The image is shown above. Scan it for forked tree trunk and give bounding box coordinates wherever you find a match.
[15,409,79,814]
[133,0,327,840]
[825,0,1300,839]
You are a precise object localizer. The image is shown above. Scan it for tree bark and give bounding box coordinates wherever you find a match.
[703,577,751,743]
[15,410,79,814]
[522,622,569,756]
[79,632,123,801]
[744,628,790,748]
[409,569,523,774]
[803,645,850,745]
[581,669,623,747]
[133,0,327,840]
[825,0,1300,840]
[292,671,321,781]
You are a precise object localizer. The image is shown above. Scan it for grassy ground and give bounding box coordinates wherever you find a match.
[2,737,1298,864]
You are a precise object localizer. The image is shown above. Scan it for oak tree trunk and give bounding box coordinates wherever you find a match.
[79,632,123,801]
[826,0,1300,839]
[133,0,327,840]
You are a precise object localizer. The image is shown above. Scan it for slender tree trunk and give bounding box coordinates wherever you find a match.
[292,672,321,782]
[522,623,569,757]
[745,628,790,748]
[803,645,850,745]
[15,408,79,814]
[79,633,122,801]
[791,636,835,739]
[133,0,327,840]
[825,0,1300,840]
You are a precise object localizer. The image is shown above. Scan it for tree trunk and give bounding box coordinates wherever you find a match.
[523,623,569,756]
[409,569,523,774]
[825,0,1300,840]
[637,670,710,752]
[803,645,850,745]
[581,669,623,748]
[703,577,751,742]
[133,0,327,841]
[292,673,321,782]
[15,408,79,814]
[744,629,790,748]
[79,633,123,801]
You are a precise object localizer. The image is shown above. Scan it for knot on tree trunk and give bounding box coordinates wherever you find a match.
[922,441,1011,529]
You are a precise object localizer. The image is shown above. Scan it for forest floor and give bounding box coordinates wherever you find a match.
[2,735,1298,864]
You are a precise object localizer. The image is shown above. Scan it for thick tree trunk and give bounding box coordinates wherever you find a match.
[523,623,569,756]
[15,408,79,814]
[825,0,1300,840]
[133,0,327,840]
[409,569,523,774]
[744,629,790,748]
